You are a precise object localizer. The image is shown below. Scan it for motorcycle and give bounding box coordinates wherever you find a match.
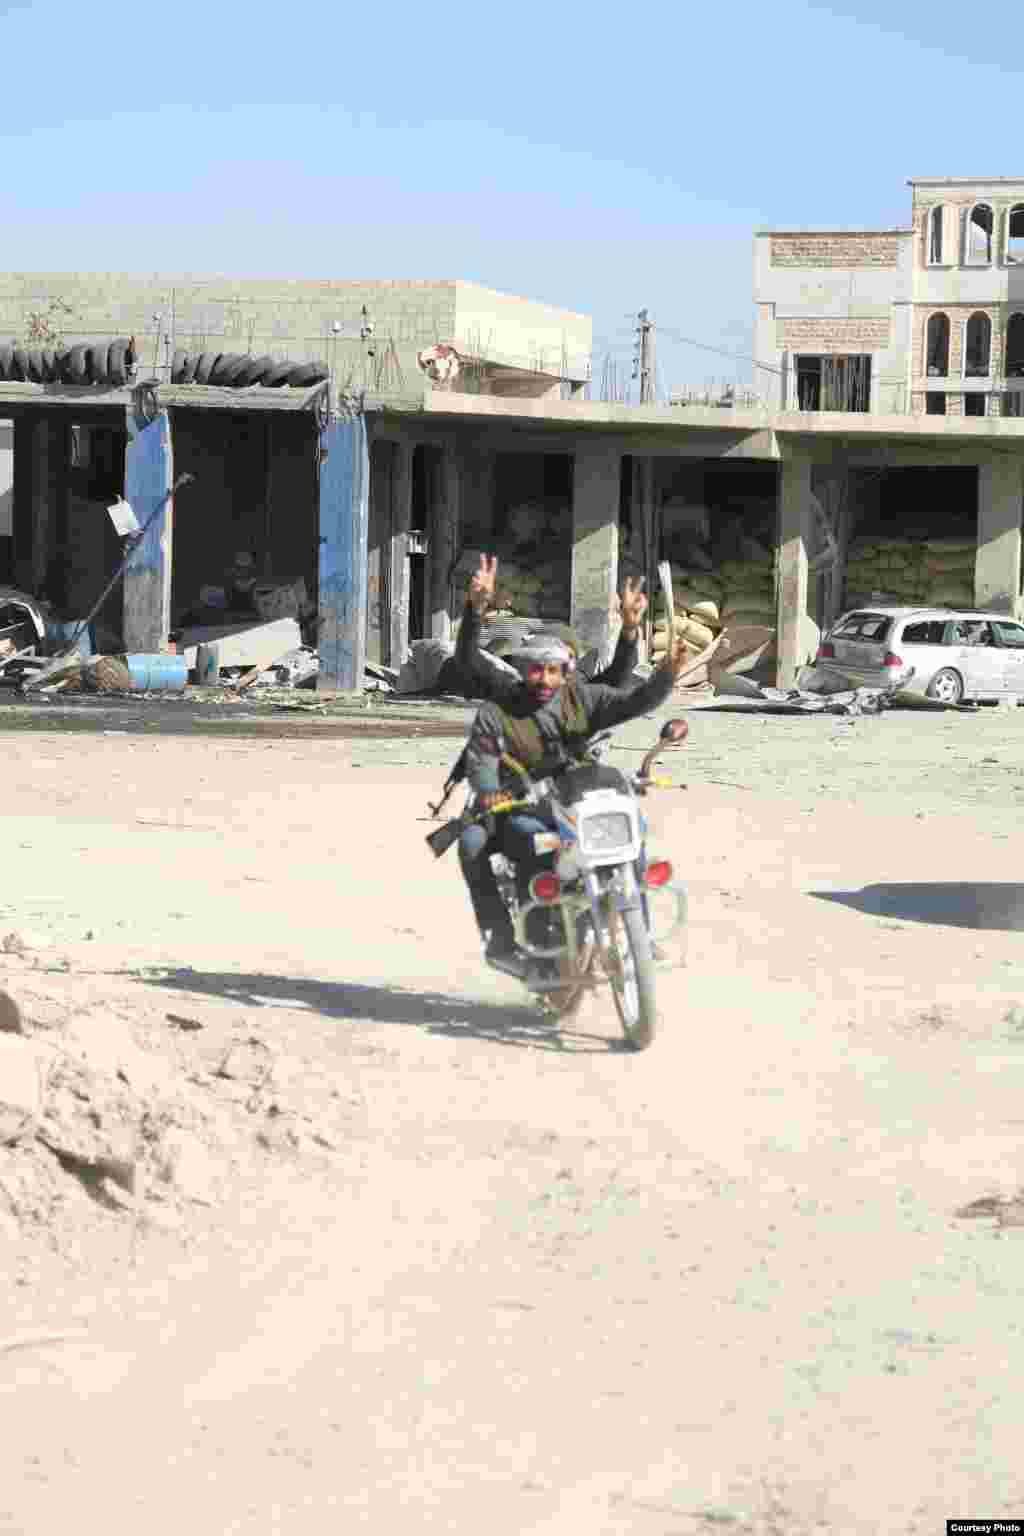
[427,717,689,1051]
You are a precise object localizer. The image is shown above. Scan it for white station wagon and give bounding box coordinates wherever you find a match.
[816,607,1024,704]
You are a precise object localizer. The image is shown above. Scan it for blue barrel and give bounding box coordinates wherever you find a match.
[124,654,189,692]
[46,620,94,659]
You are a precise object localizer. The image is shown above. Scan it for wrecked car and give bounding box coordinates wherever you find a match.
[813,606,1024,705]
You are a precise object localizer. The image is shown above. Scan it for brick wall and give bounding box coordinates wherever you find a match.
[776,316,891,352]
[911,305,1004,378]
[770,234,900,269]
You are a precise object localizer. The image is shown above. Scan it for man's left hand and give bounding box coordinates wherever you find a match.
[620,576,647,636]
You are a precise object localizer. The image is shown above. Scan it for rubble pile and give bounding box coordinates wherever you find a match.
[0,950,346,1258]
[844,537,976,610]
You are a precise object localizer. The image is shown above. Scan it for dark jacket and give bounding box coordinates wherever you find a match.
[464,663,674,795]
[446,603,640,700]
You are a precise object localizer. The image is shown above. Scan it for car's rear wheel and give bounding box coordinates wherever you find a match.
[926,667,964,705]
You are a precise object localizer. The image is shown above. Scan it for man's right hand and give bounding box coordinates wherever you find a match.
[468,552,498,615]
[662,630,694,681]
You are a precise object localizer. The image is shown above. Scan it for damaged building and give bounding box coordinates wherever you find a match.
[1,238,1023,703]
[755,177,1024,420]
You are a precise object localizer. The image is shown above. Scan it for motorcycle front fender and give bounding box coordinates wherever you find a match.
[610,862,644,914]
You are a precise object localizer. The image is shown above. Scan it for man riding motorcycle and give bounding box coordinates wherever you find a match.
[458,620,691,972]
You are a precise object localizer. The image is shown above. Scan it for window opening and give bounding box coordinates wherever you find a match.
[1005,314,1024,378]
[926,313,949,376]
[929,206,944,264]
[926,393,946,416]
[964,313,992,377]
[795,355,870,412]
[965,394,986,417]
[902,620,947,645]
[992,621,1024,648]
[967,203,994,264]
[1007,206,1024,264]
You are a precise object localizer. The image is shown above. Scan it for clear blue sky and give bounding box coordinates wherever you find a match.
[1,0,1021,397]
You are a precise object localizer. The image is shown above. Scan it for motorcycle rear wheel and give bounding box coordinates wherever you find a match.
[608,907,657,1050]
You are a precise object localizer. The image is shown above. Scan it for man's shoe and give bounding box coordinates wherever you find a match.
[485,929,525,977]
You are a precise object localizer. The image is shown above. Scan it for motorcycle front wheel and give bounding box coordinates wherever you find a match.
[608,906,657,1050]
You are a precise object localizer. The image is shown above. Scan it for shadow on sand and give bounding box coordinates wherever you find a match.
[812,882,1024,932]
[129,967,625,1053]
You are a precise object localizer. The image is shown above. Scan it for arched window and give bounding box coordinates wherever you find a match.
[1005,313,1024,379]
[1006,206,1024,264]
[928,206,945,264]
[965,313,992,377]
[967,203,994,264]
[926,312,950,376]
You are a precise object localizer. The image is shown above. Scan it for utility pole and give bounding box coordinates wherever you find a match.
[633,308,656,404]
[631,309,657,655]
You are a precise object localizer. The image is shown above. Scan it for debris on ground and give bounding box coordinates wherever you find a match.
[709,669,897,715]
[0,960,352,1258]
[177,617,303,674]
[236,646,321,691]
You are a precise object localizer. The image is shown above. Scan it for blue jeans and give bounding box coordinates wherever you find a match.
[458,812,556,939]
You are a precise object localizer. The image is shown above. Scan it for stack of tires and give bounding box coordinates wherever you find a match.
[0,339,136,386]
[169,352,329,388]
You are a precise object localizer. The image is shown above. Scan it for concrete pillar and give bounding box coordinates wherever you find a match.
[571,444,619,665]
[976,456,1023,615]
[429,441,459,642]
[123,408,174,654]
[776,453,813,688]
[11,416,34,590]
[29,418,52,595]
[388,439,412,666]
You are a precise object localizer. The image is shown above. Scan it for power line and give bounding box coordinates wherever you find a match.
[632,309,656,404]
[618,316,783,379]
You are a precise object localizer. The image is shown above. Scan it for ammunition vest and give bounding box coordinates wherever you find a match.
[495,678,591,778]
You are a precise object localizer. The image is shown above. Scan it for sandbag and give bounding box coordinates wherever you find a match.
[928,584,974,607]
[680,618,714,649]
[923,553,975,578]
[719,560,775,586]
[688,600,720,627]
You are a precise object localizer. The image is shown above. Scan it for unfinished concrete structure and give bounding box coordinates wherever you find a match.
[0,275,591,402]
[363,391,1024,689]
[755,178,1024,420]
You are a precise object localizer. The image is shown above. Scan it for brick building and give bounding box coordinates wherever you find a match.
[754,178,1024,419]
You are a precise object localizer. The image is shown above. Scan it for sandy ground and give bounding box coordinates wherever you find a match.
[1,702,1024,1534]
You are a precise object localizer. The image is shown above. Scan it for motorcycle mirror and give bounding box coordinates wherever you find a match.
[659,718,689,744]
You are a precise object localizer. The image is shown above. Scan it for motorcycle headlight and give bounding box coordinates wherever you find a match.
[580,811,633,853]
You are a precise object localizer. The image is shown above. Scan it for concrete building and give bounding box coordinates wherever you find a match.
[754,178,1024,420]
[363,390,1024,689]
[0,274,591,401]
[0,272,591,646]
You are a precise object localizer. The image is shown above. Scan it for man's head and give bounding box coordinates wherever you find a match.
[536,623,580,673]
[505,638,574,705]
